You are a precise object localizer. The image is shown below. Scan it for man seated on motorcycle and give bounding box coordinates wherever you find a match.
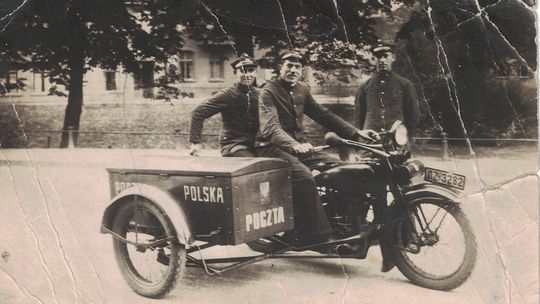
[256,50,378,249]
[189,54,259,157]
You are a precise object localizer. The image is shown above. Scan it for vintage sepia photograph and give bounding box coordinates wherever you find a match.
[0,0,538,303]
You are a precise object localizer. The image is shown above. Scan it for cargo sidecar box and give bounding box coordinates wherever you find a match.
[106,156,293,245]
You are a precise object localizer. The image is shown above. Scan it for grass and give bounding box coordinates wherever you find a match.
[0,102,537,159]
[1,102,211,149]
[1,102,348,149]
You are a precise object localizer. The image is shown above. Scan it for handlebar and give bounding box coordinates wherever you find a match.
[312,145,330,152]
[323,132,390,157]
[302,132,389,158]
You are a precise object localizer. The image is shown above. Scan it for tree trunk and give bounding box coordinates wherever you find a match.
[60,37,85,148]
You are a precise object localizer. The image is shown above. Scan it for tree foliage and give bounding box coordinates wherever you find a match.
[396,0,537,138]
[145,0,417,78]
[201,0,415,72]
[0,0,158,146]
[2,0,461,147]
[0,0,155,78]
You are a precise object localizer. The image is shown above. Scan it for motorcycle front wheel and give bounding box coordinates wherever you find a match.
[393,198,477,291]
[112,199,186,298]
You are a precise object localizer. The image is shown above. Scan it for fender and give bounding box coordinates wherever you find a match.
[100,184,193,247]
[382,182,462,223]
[402,182,462,203]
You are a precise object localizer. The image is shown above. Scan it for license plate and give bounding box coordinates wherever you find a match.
[424,167,466,190]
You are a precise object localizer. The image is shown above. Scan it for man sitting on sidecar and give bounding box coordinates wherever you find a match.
[189,54,260,158]
[256,51,379,250]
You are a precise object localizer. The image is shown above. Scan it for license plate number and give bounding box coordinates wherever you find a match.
[424,168,466,190]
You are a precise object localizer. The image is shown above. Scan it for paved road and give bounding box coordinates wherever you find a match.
[0,149,537,304]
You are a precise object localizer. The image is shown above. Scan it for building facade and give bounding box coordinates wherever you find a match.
[0,38,284,103]
[0,33,364,104]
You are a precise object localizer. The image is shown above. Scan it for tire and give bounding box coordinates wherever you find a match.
[246,232,291,253]
[392,199,477,291]
[246,239,280,253]
[112,198,186,298]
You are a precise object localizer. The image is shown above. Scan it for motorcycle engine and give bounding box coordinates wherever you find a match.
[318,186,378,238]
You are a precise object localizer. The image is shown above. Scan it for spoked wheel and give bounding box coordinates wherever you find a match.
[112,199,186,298]
[393,198,477,291]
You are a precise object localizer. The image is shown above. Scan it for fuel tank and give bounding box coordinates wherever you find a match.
[314,163,381,195]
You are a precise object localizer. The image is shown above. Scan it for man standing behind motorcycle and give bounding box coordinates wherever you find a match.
[354,42,419,138]
[257,51,378,248]
[189,54,259,157]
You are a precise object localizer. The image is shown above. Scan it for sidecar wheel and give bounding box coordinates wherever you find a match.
[393,199,477,291]
[112,199,186,298]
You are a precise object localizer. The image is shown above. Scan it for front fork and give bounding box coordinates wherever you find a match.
[404,200,453,250]
[376,165,420,261]
[379,190,452,257]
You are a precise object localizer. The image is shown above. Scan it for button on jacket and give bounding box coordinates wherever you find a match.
[189,83,259,156]
[354,71,419,135]
[258,79,358,152]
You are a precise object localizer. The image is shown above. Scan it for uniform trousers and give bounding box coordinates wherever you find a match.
[255,144,340,245]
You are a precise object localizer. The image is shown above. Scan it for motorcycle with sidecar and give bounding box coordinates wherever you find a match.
[100,121,477,298]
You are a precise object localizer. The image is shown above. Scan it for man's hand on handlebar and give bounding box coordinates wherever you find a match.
[355,129,380,142]
[189,143,203,156]
[292,143,314,155]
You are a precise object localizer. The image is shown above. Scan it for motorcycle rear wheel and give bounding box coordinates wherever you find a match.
[112,199,186,298]
[393,199,477,291]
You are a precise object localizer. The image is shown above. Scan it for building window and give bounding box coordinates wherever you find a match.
[8,71,18,87]
[134,61,154,98]
[0,70,23,93]
[32,71,50,92]
[105,71,117,91]
[0,71,6,94]
[495,58,530,79]
[209,51,225,80]
[179,50,195,80]
[519,65,530,78]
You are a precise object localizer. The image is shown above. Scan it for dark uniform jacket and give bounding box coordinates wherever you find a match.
[354,71,419,135]
[189,83,259,156]
[258,79,357,152]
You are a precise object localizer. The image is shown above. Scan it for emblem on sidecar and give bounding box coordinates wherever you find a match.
[259,181,270,205]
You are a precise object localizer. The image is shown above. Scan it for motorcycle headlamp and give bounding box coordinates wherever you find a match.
[394,123,409,146]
